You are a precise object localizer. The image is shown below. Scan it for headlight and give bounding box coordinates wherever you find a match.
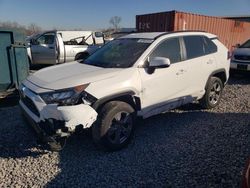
[40,84,89,105]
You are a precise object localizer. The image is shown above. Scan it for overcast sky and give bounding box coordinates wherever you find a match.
[0,0,250,30]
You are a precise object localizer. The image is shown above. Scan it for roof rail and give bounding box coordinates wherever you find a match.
[154,30,206,39]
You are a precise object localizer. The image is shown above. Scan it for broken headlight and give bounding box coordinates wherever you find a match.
[40,84,89,105]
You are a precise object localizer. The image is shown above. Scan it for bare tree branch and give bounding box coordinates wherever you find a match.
[109,16,122,31]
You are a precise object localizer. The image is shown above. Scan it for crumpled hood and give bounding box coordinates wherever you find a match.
[27,62,122,90]
[233,48,250,56]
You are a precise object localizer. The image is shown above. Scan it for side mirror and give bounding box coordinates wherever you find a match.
[149,57,171,68]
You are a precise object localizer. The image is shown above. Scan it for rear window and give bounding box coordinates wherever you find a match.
[203,37,218,54]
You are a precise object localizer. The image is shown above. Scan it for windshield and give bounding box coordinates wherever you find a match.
[240,39,250,48]
[84,38,153,68]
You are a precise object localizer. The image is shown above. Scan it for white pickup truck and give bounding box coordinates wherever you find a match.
[27,30,104,65]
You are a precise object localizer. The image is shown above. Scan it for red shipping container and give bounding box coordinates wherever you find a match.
[136,10,250,50]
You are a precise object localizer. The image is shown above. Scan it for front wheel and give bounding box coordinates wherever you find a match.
[200,77,223,109]
[92,101,135,151]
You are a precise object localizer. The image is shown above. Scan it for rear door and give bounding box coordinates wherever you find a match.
[31,32,57,64]
[181,35,217,97]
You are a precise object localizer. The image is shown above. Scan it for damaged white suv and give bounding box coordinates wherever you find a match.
[20,31,229,151]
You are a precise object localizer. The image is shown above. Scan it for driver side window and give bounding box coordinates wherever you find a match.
[150,37,181,64]
[37,33,55,45]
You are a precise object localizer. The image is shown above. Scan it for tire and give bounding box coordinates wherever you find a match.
[75,53,89,61]
[92,101,135,151]
[200,77,223,109]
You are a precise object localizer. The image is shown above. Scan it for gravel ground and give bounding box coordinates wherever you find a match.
[0,76,249,187]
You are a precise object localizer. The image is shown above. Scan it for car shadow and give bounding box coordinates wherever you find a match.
[0,106,48,158]
[46,109,250,187]
[0,105,249,187]
[228,72,250,85]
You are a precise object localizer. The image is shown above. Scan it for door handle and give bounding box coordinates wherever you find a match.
[176,69,186,75]
[49,47,54,49]
[207,59,213,64]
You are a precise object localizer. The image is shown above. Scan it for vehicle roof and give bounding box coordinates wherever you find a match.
[120,31,216,40]
[120,32,166,39]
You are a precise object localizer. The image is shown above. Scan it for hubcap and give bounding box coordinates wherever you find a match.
[107,111,133,144]
[209,81,221,105]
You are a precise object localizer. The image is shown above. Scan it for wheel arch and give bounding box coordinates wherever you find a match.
[205,69,227,89]
[74,51,90,60]
[92,91,141,112]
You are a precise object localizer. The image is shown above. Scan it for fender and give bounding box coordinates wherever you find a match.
[92,90,140,111]
[205,68,227,89]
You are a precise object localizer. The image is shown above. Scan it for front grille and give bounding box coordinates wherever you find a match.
[21,96,40,117]
[234,55,250,62]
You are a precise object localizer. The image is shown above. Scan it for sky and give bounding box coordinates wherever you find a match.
[0,0,250,30]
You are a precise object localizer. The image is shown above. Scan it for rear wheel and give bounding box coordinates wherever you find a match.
[92,101,135,151]
[200,77,223,109]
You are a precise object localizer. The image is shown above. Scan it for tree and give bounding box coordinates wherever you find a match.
[0,21,42,35]
[109,16,121,31]
[27,23,42,35]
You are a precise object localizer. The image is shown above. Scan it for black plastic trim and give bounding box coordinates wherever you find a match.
[154,30,207,40]
[92,91,137,110]
[205,68,227,89]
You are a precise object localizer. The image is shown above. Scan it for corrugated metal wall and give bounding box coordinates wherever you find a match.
[174,11,250,50]
[136,11,250,50]
[136,11,175,32]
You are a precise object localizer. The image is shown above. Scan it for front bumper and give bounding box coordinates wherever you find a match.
[230,60,250,71]
[19,84,98,138]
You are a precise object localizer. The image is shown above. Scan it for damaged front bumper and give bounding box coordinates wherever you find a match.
[19,85,98,140]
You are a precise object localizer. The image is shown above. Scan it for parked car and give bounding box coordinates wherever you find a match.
[27,30,104,65]
[19,31,230,151]
[231,39,250,72]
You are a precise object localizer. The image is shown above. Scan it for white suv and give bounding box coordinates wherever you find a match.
[19,31,230,151]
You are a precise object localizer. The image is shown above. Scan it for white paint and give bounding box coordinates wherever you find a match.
[19,83,98,131]
[58,104,97,130]
[38,103,98,130]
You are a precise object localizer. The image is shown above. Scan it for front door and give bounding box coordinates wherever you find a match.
[31,32,57,64]
[138,37,192,118]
